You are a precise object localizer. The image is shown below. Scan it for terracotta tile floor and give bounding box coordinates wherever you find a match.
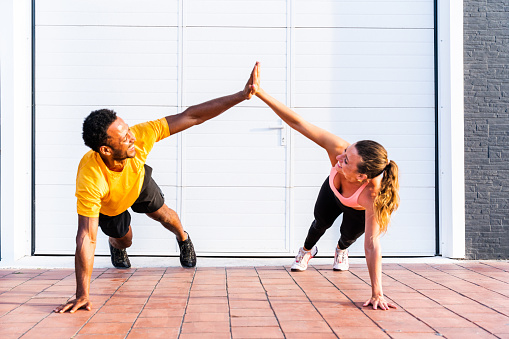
[1,261,508,338]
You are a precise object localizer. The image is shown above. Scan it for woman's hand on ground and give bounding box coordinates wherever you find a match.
[363,295,397,310]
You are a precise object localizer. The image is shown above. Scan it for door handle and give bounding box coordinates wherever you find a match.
[268,125,286,146]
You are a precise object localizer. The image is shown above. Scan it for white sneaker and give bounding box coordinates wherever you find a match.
[333,247,349,271]
[291,246,318,272]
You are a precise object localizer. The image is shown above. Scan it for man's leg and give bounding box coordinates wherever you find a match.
[109,225,133,249]
[108,226,133,269]
[146,204,196,268]
[146,204,186,241]
[99,211,133,269]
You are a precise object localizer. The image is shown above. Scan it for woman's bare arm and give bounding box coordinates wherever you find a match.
[256,88,349,166]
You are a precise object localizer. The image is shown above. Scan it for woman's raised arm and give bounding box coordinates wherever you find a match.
[256,87,349,166]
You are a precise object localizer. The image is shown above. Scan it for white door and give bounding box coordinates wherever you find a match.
[35,0,181,254]
[34,0,290,255]
[34,0,436,256]
[178,0,290,254]
[291,0,436,256]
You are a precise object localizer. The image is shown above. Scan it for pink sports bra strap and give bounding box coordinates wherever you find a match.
[328,167,368,209]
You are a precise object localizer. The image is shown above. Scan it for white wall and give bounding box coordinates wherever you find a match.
[33,0,437,256]
[0,0,465,261]
[0,0,33,263]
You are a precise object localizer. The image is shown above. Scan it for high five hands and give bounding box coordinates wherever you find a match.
[243,61,260,100]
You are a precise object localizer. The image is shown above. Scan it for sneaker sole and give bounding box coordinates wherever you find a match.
[180,263,196,268]
[333,268,349,271]
[291,247,317,272]
[291,268,306,272]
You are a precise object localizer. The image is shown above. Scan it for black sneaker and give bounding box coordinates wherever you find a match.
[109,242,131,269]
[177,232,196,268]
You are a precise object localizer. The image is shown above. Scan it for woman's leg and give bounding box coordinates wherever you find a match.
[338,207,366,250]
[332,206,365,271]
[303,177,343,250]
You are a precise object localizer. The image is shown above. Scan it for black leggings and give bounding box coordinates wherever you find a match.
[304,176,366,250]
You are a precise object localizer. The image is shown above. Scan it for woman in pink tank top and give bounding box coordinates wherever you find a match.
[252,63,400,311]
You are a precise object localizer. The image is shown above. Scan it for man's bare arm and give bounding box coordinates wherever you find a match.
[165,62,259,135]
[54,215,98,313]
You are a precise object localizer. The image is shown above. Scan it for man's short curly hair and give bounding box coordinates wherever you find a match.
[82,109,118,152]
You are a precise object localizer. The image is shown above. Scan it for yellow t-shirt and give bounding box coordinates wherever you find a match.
[75,117,170,217]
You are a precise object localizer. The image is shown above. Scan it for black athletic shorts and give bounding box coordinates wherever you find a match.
[98,165,165,239]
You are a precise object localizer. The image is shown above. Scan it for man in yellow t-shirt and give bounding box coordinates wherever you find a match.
[55,62,260,314]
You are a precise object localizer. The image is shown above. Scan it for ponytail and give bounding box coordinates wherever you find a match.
[354,140,400,234]
[373,160,400,233]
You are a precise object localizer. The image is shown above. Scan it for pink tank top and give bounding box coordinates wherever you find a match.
[328,167,368,209]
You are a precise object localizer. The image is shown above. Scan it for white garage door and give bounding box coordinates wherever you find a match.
[34,0,435,257]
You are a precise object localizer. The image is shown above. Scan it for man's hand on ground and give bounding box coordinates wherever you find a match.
[54,297,92,314]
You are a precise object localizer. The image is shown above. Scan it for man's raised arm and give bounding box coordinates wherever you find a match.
[54,215,98,313]
[165,62,260,135]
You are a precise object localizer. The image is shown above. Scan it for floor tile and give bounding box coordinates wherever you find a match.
[0,313,47,323]
[284,333,337,339]
[187,296,228,305]
[231,316,279,327]
[183,312,230,322]
[138,307,185,318]
[229,300,271,309]
[420,316,479,328]
[185,303,229,313]
[231,326,284,338]
[75,335,125,339]
[331,326,389,338]
[98,304,145,313]
[87,312,139,323]
[279,320,332,333]
[377,318,437,333]
[79,322,133,335]
[0,322,36,335]
[126,327,179,339]
[327,315,378,328]
[36,314,92,328]
[387,333,441,339]
[21,326,79,339]
[474,319,509,334]
[133,316,182,328]
[180,333,231,339]
[434,327,497,338]
[230,308,276,318]
[180,321,230,333]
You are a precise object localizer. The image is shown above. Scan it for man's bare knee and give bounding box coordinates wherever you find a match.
[109,226,133,249]
[110,237,132,249]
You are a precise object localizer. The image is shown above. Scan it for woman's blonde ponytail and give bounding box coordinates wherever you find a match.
[354,141,400,233]
[373,160,400,233]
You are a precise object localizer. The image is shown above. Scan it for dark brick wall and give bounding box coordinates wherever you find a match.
[464,0,509,259]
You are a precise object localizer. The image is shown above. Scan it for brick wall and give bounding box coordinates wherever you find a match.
[464,0,509,259]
